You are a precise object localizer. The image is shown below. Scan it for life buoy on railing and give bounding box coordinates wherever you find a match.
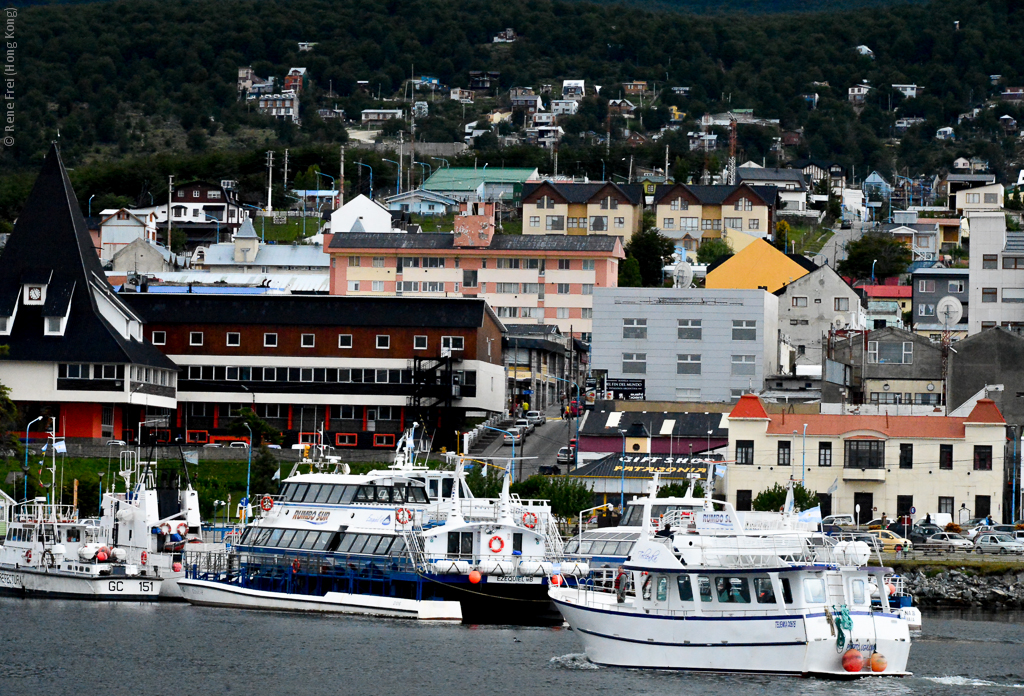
[141,551,148,566]
[522,512,538,529]
[292,558,301,573]
[176,523,188,536]
[396,507,412,525]
[24,549,32,563]
[488,536,504,553]
[159,523,171,535]
[261,495,274,512]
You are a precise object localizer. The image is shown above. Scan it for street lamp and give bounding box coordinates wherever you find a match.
[88,194,95,217]
[801,423,807,486]
[870,258,878,283]
[24,416,42,502]
[97,472,104,517]
[382,159,402,196]
[479,425,516,481]
[618,429,627,514]
[355,162,374,200]
[430,156,450,169]
[203,214,221,243]
[244,422,253,523]
[413,161,433,184]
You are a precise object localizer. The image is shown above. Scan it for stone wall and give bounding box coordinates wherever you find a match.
[902,568,1024,608]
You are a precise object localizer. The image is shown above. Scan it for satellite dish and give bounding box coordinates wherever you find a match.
[674,261,694,289]
[832,315,846,328]
[936,296,964,328]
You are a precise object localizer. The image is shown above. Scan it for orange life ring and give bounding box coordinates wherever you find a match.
[488,536,504,553]
[292,558,301,573]
[261,495,274,512]
[522,512,538,529]
[176,523,188,536]
[396,507,412,525]
[159,523,171,535]
[141,551,148,566]
[24,549,32,562]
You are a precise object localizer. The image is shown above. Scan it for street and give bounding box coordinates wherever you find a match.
[815,220,870,268]
[475,406,581,480]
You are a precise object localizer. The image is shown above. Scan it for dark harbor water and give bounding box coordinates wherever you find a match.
[1,601,1020,695]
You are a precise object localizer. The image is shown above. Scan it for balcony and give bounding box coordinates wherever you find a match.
[842,467,886,482]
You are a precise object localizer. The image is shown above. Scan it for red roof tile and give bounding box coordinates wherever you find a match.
[965,399,1005,424]
[729,393,770,419]
[862,285,912,298]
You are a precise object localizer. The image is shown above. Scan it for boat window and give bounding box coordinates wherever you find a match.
[255,528,273,545]
[620,505,642,526]
[392,485,407,503]
[336,533,356,553]
[348,535,369,554]
[376,487,391,503]
[390,537,407,556]
[803,577,826,604]
[313,533,333,551]
[656,576,668,602]
[355,486,374,502]
[577,540,594,554]
[513,533,523,554]
[364,535,384,554]
[850,578,866,605]
[66,528,81,542]
[441,479,454,499]
[589,541,608,555]
[340,486,358,504]
[268,529,285,546]
[303,484,322,503]
[429,480,439,499]
[327,486,346,504]
[698,575,712,602]
[616,542,635,555]
[460,533,473,556]
[239,528,253,544]
[781,578,794,604]
[447,532,460,555]
[280,483,294,500]
[378,537,396,555]
[409,486,429,504]
[315,485,333,504]
[279,530,297,548]
[564,539,579,553]
[291,531,309,548]
[677,575,694,601]
[753,577,777,604]
[302,532,321,550]
[291,484,309,502]
[641,575,653,600]
[716,577,751,603]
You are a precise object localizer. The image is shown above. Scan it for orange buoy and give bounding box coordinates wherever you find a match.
[96,551,108,562]
[842,649,864,673]
[468,570,482,584]
[870,652,887,673]
[886,582,896,596]
[550,574,563,586]
[172,562,182,572]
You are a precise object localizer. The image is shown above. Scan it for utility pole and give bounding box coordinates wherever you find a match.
[665,144,670,182]
[283,149,289,191]
[409,63,416,192]
[166,174,174,249]
[266,150,274,213]
[340,146,345,206]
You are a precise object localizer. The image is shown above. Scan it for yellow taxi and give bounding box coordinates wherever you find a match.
[867,529,913,552]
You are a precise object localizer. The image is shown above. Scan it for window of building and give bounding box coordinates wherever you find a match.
[899,443,913,469]
[338,334,353,349]
[614,217,625,228]
[731,354,756,375]
[724,217,742,230]
[778,441,791,466]
[495,282,519,294]
[845,440,884,468]
[937,496,953,515]
[792,296,808,307]
[818,442,832,467]
[371,256,386,268]
[701,219,722,230]
[623,318,647,339]
[982,288,997,303]
[732,320,756,341]
[663,218,675,229]
[983,255,998,269]
[398,281,419,292]
[622,352,646,374]
[867,341,913,364]
[973,445,992,471]
[984,193,998,204]
[558,259,571,270]
[372,281,384,292]
[226,332,240,347]
[556,308,569,319]
[189,332,203,346]
[939,444,953,470]
[263,333,277,348]
[734,197,753,211]
[948,280,965,293]
[301,334,315,348]
[967,193,980,204]
[676,354,701,375]
[582,259,595,271]
[348,256,360,267]
[376,335,390,350]
[590,216,608,231]
[545,215,565,231]
[677,319,701,340]
[581,307,594,320]
[918,280,935,293]
[736,490,753,511]
[462,270,478,288]
[736,441,754,465]
[748,219,760,230]
[529,216,540,227]
[442,336,465,351]
[981,321,996,330]
[414,335,428,350]
[347,281,360,292]
[152,331,166,345]
[557,283,570,294]
[496,258,520,269]
[918,304,935,316]
[834,297,849,312]
[581,284,593,295]
[976,495,991,519]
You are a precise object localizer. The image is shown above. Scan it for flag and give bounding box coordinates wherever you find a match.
[41,444,48,452]
[827,477,839,495]
[183,450,199,465]
[797,506,822,524]
[272,467,281,481]
[54,440,67,454]
[714,464,727,478]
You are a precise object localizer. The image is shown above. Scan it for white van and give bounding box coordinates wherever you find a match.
[821,514,856,527]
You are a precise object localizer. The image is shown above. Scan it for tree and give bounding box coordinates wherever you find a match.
[837,230,912,281]
[618,256,642,287]
[624,225,675,287]
[293,165,322,190]
[540,476,594,520]
[752,482,819,512]
[248,446,281,497]
[696,238,731,266]
[657,481,704,498]
[227,407,282,446]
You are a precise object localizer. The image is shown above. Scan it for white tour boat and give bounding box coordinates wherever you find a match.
[550,476,912,678]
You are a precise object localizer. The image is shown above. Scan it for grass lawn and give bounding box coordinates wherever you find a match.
[252,216,324,243]
[782,222,834,256]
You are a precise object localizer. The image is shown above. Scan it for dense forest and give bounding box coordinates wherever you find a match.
[0,0,1022,219]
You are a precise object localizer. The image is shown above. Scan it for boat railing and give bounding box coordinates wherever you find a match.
[13,501,78,523]
[184,547,425,582]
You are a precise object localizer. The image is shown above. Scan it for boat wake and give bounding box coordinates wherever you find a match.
[549,653,600,670]
[923,676,1024,689]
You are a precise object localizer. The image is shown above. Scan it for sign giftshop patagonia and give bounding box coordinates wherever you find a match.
[612,455,709,476]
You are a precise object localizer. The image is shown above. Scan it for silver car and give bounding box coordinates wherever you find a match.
[926,533,974,552]
[525,411,545,426]
[974,534,1024,555]
[503,428,523,446]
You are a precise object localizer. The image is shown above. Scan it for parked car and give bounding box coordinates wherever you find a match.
[105,439,126,447]
[961,517,986,530]
[525,411,545,426]
[867,529,913,552]
[923,532,974,553]
[229,441,249,449]
[514,418,535,435]
[556,446,575,465]
[503,429,523,446]
[973,533,1024,555]
[863,518,886,529]
[835,532,882,553]
[967,524,1017,541]
[821,514,856,527]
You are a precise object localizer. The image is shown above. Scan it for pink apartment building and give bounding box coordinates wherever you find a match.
[325,204,624,338]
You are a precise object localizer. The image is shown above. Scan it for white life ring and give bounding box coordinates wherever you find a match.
[261,495,274,512]
[396,507,412,525]
[159,523,171,535]
[175,523,188,536]
[522,512,538,529]
[488,536,504,553]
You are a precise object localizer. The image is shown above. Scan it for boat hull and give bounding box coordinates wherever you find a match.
[0,567,163,601]
[550,590,911,678]
[179,578,463,621]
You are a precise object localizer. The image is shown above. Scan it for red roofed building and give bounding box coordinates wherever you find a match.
[724,395,1006,523]
[860,285,912,314]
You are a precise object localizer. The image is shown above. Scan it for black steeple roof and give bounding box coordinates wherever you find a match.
[0,144,174,368]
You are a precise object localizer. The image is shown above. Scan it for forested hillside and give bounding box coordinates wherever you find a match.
[0,0,1022,218]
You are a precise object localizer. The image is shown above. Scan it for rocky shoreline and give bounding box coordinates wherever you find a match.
[900,568,1024,608]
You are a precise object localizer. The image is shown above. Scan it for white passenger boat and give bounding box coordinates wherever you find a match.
[0,497,163,600]
[550,477,912,678]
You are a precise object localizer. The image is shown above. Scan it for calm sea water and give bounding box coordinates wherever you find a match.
[0,601,1020,696]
